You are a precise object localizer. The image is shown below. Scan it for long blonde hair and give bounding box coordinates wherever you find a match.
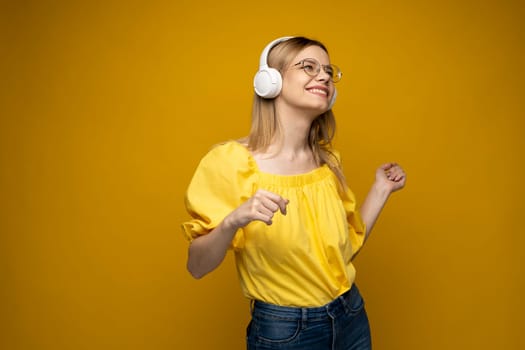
[245,37,347,192]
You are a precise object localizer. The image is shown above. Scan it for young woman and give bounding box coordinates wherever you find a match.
[182,36,406,349]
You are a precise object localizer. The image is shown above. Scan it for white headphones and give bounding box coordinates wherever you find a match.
[253,36,337,109]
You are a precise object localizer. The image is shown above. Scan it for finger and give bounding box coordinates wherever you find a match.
[393,174,404,182]
[391,171,405,181]
[380,163,392,171]
[382,166,394,179]
[250,211,273,225]
[253,212,273,225]
[256,204,274,219]
[385,163,404,179]
[258,195,280,213]
[263,196,289,216]
[256,189,289,215]
[277,198,289,215]
[247,198,273,224]
[254,190,280,212]
[391,166,405,179]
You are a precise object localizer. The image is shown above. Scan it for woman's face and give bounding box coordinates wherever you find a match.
[278,45,336,114]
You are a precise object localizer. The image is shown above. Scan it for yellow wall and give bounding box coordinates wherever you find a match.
[1,1,523,349]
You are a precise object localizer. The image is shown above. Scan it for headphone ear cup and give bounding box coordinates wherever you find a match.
[328,88,337,110]
[254,67,282,98]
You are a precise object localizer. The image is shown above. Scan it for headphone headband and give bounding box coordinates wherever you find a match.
[258,36,294,68]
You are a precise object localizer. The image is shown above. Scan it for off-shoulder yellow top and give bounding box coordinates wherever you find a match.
[182,141,366,307]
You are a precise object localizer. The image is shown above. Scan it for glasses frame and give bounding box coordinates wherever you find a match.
[293,58,342,83]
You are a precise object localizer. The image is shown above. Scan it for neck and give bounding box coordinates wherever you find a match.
[272,101,315,156]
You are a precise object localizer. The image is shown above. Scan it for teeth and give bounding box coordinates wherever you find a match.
[308,88,327,95]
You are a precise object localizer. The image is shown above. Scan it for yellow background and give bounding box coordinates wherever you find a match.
[1,0,523,349]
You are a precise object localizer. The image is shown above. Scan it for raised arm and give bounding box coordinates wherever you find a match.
[359,163,406,240]
[187,190,288,279]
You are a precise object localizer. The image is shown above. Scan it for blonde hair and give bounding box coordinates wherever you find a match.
[245,37,347,192]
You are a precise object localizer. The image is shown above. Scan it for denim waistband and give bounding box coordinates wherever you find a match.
[252,285,360,320]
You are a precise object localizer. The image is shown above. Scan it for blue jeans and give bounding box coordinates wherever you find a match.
[246,285,371,350]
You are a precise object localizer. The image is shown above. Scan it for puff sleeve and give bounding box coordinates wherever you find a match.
[181,142,257,250]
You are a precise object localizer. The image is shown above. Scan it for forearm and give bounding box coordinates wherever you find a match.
[359,182,391,240]
[186,215,239,279]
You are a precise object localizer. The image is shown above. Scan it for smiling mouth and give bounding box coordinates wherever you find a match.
[306,88,328,97]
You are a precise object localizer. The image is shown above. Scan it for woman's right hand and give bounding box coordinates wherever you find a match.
[227,189,289,229]
[187,189,288,279]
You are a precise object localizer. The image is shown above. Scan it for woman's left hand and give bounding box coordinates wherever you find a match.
[376,163,406,193]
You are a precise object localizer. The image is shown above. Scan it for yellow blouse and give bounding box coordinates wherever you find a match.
[182,141,366,307]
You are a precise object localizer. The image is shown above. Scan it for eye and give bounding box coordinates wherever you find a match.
[324,66,334,77]
[302,62,316,74]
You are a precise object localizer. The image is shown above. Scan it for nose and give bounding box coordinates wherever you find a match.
[315,67,331,83]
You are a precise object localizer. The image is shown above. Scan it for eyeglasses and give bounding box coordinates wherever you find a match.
[293,58,342,83]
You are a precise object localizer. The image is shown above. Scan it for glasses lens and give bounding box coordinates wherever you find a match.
[329,64,342,83]
[301,59,320,76]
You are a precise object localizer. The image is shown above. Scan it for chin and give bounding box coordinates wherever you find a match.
[311,102,330,113]
[294,98,330,114]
